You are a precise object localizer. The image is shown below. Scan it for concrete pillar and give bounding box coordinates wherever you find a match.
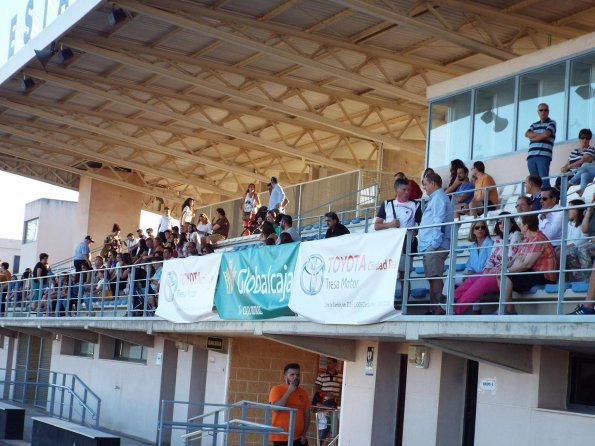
[370,342,402,445]
[339,340,379,446]
[76,176,143,244]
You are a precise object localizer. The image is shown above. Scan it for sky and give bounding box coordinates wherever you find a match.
[0,171,160,240]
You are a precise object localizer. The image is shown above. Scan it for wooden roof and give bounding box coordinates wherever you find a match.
[1,0,594,211]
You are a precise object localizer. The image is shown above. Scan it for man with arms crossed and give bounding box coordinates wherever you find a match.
[269,363,311,446]
[418,172,453,314]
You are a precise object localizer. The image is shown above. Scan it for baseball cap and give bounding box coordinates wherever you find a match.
[85,235,95,243]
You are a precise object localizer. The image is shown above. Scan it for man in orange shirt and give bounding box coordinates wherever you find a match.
[468,161,499,217]
[269,363,311,445]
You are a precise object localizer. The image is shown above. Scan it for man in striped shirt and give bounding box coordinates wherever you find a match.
[525,103,556,187]
[561,128,595,196]
[314,358,342,407]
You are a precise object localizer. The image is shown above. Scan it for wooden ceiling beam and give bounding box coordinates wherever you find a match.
[20,69,302,178]
[0,144,183,201]
[0,156,79,190]
[24,62,352,137]
[429,0,581,39]
[69,30,422,115]
[0,89,274,159]
[62,36,411,152]
[328,0,517,61]
[145,0,465,76]
[0,118,234,198]
[0,94,269,182]
[115,0,427,104]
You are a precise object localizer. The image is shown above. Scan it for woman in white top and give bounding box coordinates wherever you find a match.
[180,198,195,226]
[566,199,590,282]
[240,183,260,234]
[196,214,212,239]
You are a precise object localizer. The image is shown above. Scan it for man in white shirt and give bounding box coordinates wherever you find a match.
[268,176,287,213]
[157,207,173,242]
[375,178,421,296]
[538,187,563,251]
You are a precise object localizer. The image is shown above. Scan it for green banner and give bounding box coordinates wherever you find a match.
[215,244,299,320]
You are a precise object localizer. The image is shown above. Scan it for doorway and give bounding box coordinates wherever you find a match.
[14,333,52,407]
[462,360,478,446]
[395,354,408,446]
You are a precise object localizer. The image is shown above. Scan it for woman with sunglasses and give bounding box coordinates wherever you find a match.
[464,221,494,275]
[453,213,522,315]
[560,128,595,197]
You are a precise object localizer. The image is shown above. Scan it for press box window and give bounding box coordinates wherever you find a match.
[23,218,39,243]
[73,340,95,358]
[114,340,148,364]
[568,354,595,410]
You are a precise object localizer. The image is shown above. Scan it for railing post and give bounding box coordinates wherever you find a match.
[114,265,122,317]
[213,407,219,446]
[445,222,458,315]
[497,217,512,315]
[128,266,136,317]
[68,375,75,422]
[49,371,56,418]
[559,174,568,207]
[557,206,569,314]
[402,230,413,315]
[157,399,165,446]
[263,405,271,446]
[76,270,85,316]
[240,401,247,446]
[59,372,66,419]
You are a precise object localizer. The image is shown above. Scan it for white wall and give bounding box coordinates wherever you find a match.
[50,336,164,443]
[402,349,444,446]
[21,199,78,272]
[0,238,21,273]
[473,346,595,446]
[339,340,378,446]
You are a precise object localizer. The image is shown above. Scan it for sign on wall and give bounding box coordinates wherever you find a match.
[214,244,299,320]
[0,0,101,83]
[155,254,221,323]
[289,230,405,324]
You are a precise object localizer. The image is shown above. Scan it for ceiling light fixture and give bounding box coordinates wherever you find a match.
[108,5,128,26]
[34,41,58,71]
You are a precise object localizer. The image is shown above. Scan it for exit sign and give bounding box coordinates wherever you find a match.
[206,337,224,351]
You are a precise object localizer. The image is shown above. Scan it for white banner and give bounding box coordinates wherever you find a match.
[156,254,222,323]
[289,230,406,324]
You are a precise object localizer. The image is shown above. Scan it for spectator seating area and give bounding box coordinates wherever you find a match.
[1,174,593,318]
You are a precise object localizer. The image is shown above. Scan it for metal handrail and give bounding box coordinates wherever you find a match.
[157,399,297,446]
[0,377,99,427]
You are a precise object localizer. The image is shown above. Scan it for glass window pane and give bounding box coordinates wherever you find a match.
[428,92,471,168]
[23,219,38,243]
[73,340,94,358]
[114,340,147,363]
[517,63,566,151]
[569,54,595,140]
[472,79,515,159]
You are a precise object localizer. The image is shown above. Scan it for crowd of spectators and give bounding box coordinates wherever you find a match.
[1,115,593,317]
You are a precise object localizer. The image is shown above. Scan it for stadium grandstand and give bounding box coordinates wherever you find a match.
[0,1,594,445]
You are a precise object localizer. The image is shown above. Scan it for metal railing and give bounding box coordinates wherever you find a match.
[1,173,592,319]
[0,367,101,427]
[157,399,297,446]
[1,260,162,318]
